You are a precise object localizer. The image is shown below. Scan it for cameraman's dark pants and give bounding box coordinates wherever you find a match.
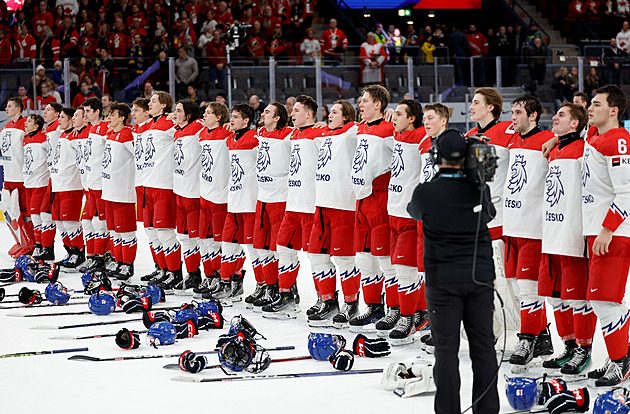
[426,281,499,414]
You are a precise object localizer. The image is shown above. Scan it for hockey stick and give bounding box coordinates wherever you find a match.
[171,368,383,383]
[0,300,89,310]
[2,295,88,305]
[49,330,149,340]
[0,347,89,358]
[8,305,181,318]
[31,317,142,330]
[163,355,312,371]
[68,346,296,362]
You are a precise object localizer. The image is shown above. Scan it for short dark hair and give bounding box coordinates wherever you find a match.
[361,84,389,114]
[110,101,131,124]
[559,102,588,132]
[424,103,450,122]
[82,97,102,115]
[512,95,543,123]
[7,97,23,111]
[132,97,150,112]
[295,95,318,118]
[398,99,423,128]
[593,84,627,121]
[177,99,201,123]
[61,107,76,119]
[573,91,588,104]
[232,103,254,127]
[269,102,288,129]
[208,102,229,124]
[48,102,62,114]
[28,114,44,131]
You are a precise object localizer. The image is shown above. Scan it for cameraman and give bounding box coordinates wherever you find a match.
[407,129,499,414]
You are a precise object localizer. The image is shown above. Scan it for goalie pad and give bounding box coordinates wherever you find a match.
[2,188,34,256]
[382,357,436,398]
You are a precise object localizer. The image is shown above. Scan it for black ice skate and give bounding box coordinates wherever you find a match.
[389,314,417,346]
[349,302,385,333]
[595,357,630,387]
[543,339,577,369]
[262,285,300,320]
[332,299,359,329]
[307,298,340,328]
[375,306,401,337]
[253,283,279,313]
[245,283,266,309]
[560,346,592,376]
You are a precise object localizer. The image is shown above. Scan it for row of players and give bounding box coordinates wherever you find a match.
[1,84,629,387]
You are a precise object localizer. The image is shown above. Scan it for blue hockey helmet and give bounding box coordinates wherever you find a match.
[147,321,177,347]
[45,282,72,305]
[593,391,630,414]
[505,377,540,411]
[218,332,255,372]
[88,291,116,316]
[308,332,346,361]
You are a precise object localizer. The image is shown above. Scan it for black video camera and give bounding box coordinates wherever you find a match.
[464,134,499,184]
[227,23,253,51]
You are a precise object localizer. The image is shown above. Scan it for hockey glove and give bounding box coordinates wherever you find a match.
[18,287,42,305]
[353,334,391,358]
[545,389,590,414]
[0,268,22,283]
[330,349,354,371]
[538,378,568,405]
[142,310,172,329]
[198,312,223,330]
[121,296,152,314]
[173,318,198,339]
[115,328,141,350]
[179,350,207,373]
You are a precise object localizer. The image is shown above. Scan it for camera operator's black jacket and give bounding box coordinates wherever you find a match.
[407,168,496,287]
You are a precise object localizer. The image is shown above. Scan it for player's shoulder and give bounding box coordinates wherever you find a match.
[591,127,630,156]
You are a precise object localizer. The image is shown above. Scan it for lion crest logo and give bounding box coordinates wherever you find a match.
[174,140,184,166]
[507,154,528,194]
[144,133,155,161]
[391,143,405,178]
[257,141,271,172]
[290,143,302,176]
[317,137,332,170]
[352,138,368,173]
[231,153,244,184]
[102,145,112,169]
[545,165,564,207]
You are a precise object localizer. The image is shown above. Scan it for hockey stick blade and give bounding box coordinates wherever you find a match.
[31,317,142,330]
[10,305,180,318]
[171,368,383,383]
[0,347,88,358]
[68,346,296,362]
[163,355,312,370]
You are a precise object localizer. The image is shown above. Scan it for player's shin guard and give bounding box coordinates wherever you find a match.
[257,249,277,286]
[220,242,245,280]
[416,274,427,311]
[395,264,421,316]
[93,218,108,255]
[55,221,70,247]
[157,228,182,272]
[146,227,166,269]
[179,233,201,274]
[569,300,597,346]
[31,213,42,244]
[119,232,137,264]
[379,256,398,308]
[65,221,84,250]
[591,300,630,360]
[310,253,336,300]
[82,219,96,256]
[40,213,55,248]
[356,252,384,305]
[277,245,300,292]
[517,279,547,336]
[248,246,264,284]
[111,232,122,262]
[548,297,576,341]
[200,238,221,276]
[334,255,360,302]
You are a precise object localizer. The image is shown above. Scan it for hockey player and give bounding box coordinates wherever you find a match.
[540,102,596,376]
[0,97,33,257]
[248,102,295,310]
[275,100,360,323]
[581,85,630,385]
[504,95,556,367]
[142,92,181,289]
[79,97,110,273]
[387,99,429,343]
[172,99,204,291]
[49,107,84,267]
[196,102,230,296]
[349,84,397,333]
[274,95,325,324]
[210,103,258,303]
[35,102,63,261]
[101,102,137,281]
[22,114,49,265]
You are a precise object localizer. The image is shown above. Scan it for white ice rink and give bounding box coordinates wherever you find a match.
[0,224,614,414]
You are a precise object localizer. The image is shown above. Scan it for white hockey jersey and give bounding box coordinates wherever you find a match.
[102,126,135,203]
[84,121,108,190]
[418,132,436,184]
[256,126,294,203]
[286,126,326,214]
[50,129,82,192]
[199,125,230,204]
[582,127,630,238]
[227,129,258,213]
[73,126,89,190]
[132,119,152,187]
[352,119,395,200]
[314,122,358,211]
[22,130,49,188]
[173,119,204,199]
[44,119,62,172]
[0,117,26,183]
[142,115,177,190]
[388,127,426,218]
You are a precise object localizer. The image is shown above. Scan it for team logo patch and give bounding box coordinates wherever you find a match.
[24,147,33,172]
[353,138,368,173]
[1,130,11,153]
[423,157,435,182]
[134,135,143,161]
[391,143,405,178]
[76,142,83,165]
[581,148,591,187]
[84,136,92,162]
[317,137,332,169]
[201,146,213,174]
[144,133,155,161]
[174,140,184,166]
[102,145,112,169]
[290,143,302,175]
[545,165,564,207]
[231,153,244,184]
[507,154,527,194]
[53,141,61,165]
[257,141,271,172]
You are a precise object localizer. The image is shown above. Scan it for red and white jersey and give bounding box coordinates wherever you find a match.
[200,125,231,204]
[44,119,62,171]
[50,129,82,192]
[227,129,259,213]
[84,121,109,190]
[173,120,204,199]
[542,133,585,257]
[502,127,555,239]
[418,132,436,184]
[256,126,295,203]
[582,127,630,238]
[287,125,326,214]
[22,131,49,188]
[0,117,26,183]
[388,127,426,218]
[315,122,358,211]
[132,119,152,186]
[102,126,135,203]
[73,126,90,190]
[143,115,177,190]
[352,119,395,200]
[466,120,515,229]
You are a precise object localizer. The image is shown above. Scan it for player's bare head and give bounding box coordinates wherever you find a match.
[512,95,542,123]
[553,102,587,136]
[132,97,150,112]
[231,103,254,128]
[295,95,318,119]
[60,107,75,129]
[423,103,450,122]
[561,102,587,132]
[83,97,102,115]
[153,91,173,115]
[360,84,389,114]
[423,103,450,136]
[27,114,44,132]
[47,102,62,115]
[61,107,75,120]
[110,102,131,125]
[6,97,23,112]
[592,84,627,122]
[268,102,288,129]
[573,92,589,108]
[176,99,201,123]
[397,99,423,129]
[207,102,229,125]
[332,100,355,124]
[473,88,503,119]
